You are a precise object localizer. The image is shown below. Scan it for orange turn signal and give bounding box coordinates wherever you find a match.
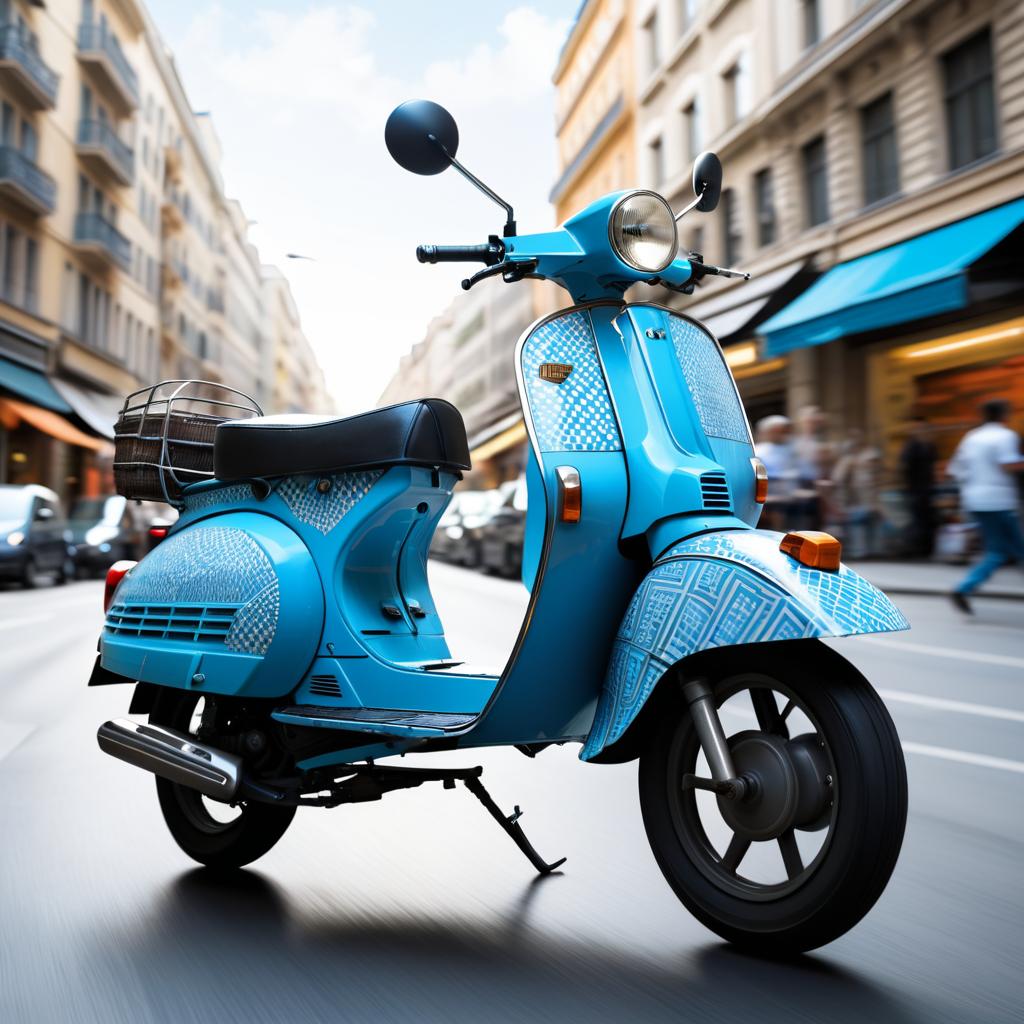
[556,466,582,523]
[779,531,841,571]
[751,457,768,503]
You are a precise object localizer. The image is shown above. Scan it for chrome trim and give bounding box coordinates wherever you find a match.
[607,190,678,274]
[97,717,242,801]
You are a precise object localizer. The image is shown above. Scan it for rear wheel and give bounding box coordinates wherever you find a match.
[150,690,296,869]
[638,641,906,954]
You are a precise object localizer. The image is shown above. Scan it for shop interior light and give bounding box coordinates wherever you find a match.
[902,324,1024,360]
[725,342,758,368]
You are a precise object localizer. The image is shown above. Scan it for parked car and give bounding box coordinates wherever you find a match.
[68,495,171,577]
[0,484,72,587]
[476,477,527,578]
[430,489,502,566]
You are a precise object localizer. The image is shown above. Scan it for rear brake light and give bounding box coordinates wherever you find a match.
[104,560,137,612]
[149,526,168,540]
[751,457,768,504]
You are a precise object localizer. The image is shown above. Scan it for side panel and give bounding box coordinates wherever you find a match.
[580,529,909,761]
[470,304,642,745]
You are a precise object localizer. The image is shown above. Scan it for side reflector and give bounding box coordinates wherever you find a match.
[751,457,768,504]
[149,526,168,541]
[555,465,582,523]
[104,560,137,612]
[780,531,841,571]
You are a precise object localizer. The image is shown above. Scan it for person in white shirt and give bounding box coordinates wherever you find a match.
[948,399,1024,613]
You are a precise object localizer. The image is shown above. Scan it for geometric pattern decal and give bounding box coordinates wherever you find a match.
[105,525,279,657]
[521,310,622,453]
[275,471,381,534]
[580,529,908,761]
[667,315,750,443]
[182,484,253,513]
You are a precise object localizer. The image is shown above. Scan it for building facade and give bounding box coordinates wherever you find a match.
[0,0,329,503]
[630,0,1024,467]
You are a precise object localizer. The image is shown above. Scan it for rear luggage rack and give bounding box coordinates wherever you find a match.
[113,380,262,505]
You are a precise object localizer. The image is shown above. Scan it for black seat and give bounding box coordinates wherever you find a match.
[213,398,471,481]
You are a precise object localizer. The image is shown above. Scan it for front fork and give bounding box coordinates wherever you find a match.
[681,677,753,802]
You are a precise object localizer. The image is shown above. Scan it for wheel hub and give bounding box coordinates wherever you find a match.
[717,731,798,841]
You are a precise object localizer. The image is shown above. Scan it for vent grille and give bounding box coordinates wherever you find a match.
[308,674,343,698]
[105,603,239,643]
[700,472,731,510]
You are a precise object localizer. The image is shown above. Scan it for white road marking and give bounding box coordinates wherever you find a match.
[861,636,1024,671]
[878,689,1024,724]
[0,613,54,632]
[901,742,1024,774]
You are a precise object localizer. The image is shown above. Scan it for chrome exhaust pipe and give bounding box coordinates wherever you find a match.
[97,718,242,802]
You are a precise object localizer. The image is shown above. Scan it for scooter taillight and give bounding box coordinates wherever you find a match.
[104,560,137,612]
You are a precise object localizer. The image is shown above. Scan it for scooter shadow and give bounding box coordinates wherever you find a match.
[98,867,926,1024]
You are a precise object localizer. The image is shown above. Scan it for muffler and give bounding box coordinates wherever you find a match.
[97,718,242,801]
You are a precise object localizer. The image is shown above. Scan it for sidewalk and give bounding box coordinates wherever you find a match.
[847,560,1024,601]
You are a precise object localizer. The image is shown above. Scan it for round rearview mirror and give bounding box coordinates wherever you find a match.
[692,151,723,212]
[385,99,459,176]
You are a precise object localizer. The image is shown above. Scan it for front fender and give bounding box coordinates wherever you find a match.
[580,529,907,762]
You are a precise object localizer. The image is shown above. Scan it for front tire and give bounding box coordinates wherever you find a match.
[150,690,296,869]
[639,641,906,954]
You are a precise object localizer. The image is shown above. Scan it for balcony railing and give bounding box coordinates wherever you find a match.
[0,145,56,215]
[73,211,131,271]
[0,25,59,109]
[76,22,139,112]
[76,118,134,185]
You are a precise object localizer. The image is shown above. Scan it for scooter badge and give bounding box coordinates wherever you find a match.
[539,362,573,383]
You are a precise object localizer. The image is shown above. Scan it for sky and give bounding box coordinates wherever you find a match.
[145,1,580,413]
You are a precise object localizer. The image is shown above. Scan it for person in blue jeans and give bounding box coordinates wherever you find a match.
[948,399,1024,613]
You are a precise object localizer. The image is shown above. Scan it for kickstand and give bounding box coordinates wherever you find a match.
[463,776,567,876]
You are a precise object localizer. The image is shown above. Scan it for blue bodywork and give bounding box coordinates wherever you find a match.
[100,188,909,769]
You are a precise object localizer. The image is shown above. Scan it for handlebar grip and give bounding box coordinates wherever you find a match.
[416,243,499,264]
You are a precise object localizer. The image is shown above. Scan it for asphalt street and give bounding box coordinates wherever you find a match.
[0,563,1021,1023]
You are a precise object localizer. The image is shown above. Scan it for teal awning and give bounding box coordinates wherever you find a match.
[759,198,1024,356]
[0,355,72,413]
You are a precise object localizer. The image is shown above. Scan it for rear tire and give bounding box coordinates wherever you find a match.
[638,641,907,954]
[150,690,296,869]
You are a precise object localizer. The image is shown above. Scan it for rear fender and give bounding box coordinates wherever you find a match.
[580,529,908,762]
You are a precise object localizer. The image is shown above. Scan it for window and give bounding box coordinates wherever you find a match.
[722,53,750,128]
[649,135,664,184]
[644,11,660,74]
[3,224,19,300]
[801,135,829,227]
[801,0,820,49]
[721,188,741,266]
[861,92,899,205]
[24,238,37,312]
[943,29,997,170]
[754,168,776,247]
[682,98,700,163]
[679,0,697,34]
[1,101,13,146]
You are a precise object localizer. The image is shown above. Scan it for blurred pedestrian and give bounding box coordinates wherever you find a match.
[948,399,1024,613]
[900,416,937,558]
[755,415,796,531]
[792,405,832,530]
[832,430,884,558]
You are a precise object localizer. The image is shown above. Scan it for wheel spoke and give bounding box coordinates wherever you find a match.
[721,832,751,872]
[778,829,803,879]
[779,698,795,722]
[750,687,789,738]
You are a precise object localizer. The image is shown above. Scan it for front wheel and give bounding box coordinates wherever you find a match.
[639,641,906,954]
[150,690,296,869]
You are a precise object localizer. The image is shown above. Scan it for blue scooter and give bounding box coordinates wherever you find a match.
[91,100,909,953]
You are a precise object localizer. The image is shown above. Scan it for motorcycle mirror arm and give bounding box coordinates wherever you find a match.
[428,133,517,237]
[673,192,704,223]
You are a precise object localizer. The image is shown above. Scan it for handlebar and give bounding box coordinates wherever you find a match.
[416,241,503,265]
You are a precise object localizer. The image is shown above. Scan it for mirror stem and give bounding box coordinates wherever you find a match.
[429,134,516,236]
[673,192,704,223]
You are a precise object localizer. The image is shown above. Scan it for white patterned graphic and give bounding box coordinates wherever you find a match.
[275,471,381,534]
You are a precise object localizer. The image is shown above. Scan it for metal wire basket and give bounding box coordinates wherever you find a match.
[113,380,263,505]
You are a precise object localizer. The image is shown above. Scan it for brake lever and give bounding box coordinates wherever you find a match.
[461,258,538,291]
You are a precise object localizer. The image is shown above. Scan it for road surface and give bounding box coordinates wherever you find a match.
[0,564,1021,1023]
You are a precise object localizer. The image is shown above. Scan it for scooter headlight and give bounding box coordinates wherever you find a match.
[608,191,678,274]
